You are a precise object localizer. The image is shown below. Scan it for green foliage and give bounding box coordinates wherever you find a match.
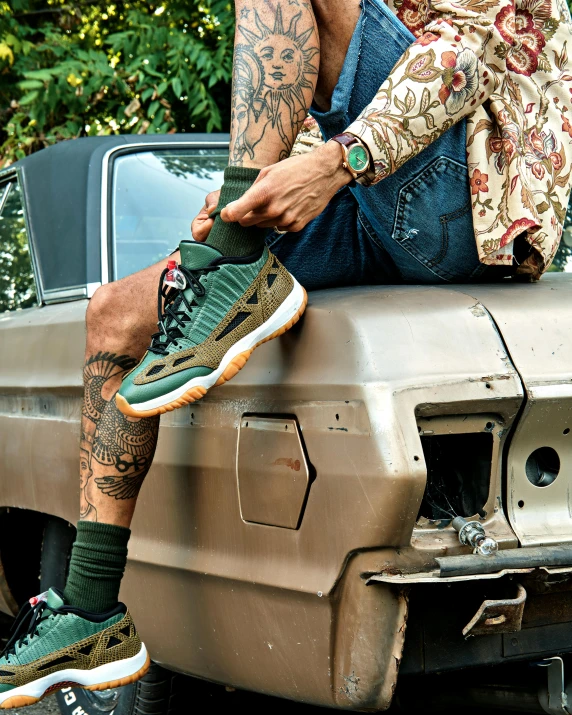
[550,200,572,272]
[0,0,234,166]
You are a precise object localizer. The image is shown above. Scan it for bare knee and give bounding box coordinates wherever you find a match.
[86,281,155,358]
[86,283,125,346]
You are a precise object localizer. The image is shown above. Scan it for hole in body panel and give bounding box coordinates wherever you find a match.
[418,432,493,520]
[525,446,560,487]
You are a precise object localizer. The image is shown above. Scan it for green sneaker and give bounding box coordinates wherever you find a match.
[0,589,148,709]
[116,242,307,418]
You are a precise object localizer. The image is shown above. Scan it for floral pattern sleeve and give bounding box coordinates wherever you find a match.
[345,0,572,279]
[346,0,505,183]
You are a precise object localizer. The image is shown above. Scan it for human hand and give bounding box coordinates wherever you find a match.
[221,141,351,233]
[192,190,221,242]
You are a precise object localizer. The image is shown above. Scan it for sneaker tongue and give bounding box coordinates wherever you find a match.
[179,241,222,270]
[46,588,65,610]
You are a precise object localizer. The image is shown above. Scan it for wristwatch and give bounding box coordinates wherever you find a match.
[331,133,371,180]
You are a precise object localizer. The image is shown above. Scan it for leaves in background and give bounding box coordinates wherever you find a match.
[0,0,235,166]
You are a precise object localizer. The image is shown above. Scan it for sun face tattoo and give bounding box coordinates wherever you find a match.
[230,4,319,164]
[81,352,160,520]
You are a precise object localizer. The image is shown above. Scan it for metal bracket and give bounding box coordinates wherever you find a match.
[462,583,526,638]
[538,657,572,715]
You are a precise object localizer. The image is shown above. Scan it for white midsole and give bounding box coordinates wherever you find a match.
[130,277,306,412]
[0,643,148,704]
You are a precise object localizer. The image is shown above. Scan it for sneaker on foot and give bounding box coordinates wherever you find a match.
[0,589,149,709]
[116,242,307,418]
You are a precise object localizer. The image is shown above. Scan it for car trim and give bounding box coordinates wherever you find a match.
[43,283,101,304]
[17,167,44,306]
[0,166,18,185]
[100,141,230,286]
[0,168,44,307]
[0,180,11,214]
[87,281,101,298]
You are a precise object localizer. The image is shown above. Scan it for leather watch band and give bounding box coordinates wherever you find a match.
[332,133,358,148]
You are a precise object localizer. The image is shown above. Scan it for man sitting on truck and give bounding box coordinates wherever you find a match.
[0,0,570,705]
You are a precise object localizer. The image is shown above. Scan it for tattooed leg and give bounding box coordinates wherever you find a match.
[79,253,180,527]
[230,1,320,166]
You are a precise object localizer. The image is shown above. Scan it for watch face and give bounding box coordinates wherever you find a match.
[347,144,369,173]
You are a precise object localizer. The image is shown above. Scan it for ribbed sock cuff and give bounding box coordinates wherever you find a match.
[207,166,268,257]
[74,520,131,550]
[210,166,262,216]
[63,521,131,613]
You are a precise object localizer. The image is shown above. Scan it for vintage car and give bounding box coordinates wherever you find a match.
[1,134,572,715]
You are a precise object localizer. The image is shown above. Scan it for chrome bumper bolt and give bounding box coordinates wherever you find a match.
[452,517,499,556]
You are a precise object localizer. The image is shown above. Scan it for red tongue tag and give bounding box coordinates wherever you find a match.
[164,261,186,290]
[29,591,49,607]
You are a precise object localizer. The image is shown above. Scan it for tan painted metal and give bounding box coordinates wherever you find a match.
[237,417,310,529]
[3,277,568,708]
[459,276,572,547]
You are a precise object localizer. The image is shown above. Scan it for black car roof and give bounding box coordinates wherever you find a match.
[1,134,229,301]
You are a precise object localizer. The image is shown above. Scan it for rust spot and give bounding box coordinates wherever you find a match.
[484,615,506,626]
[381,566,403,576]
[273,457,301,471]
[463,583,526,637]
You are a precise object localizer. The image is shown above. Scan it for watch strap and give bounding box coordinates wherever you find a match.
[331,133,359,148]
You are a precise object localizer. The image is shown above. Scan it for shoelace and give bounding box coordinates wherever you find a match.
[2,599,61,661]
[149,264,219,356]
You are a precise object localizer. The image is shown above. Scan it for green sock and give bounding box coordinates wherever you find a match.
[207,166,267,257]
[63,521,131,613]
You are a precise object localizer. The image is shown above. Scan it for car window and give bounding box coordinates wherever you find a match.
[0,179,37,312]
[112,148,227,280]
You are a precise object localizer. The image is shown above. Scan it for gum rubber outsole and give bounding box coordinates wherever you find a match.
[0,654,151,709]
[116,287,308,419]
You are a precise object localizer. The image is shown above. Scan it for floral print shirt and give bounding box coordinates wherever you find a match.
[345,0,572,279]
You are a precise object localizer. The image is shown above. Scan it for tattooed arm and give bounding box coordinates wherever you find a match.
[80,352,159,524]
[229,2,319,167]
[217,1,351,231]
